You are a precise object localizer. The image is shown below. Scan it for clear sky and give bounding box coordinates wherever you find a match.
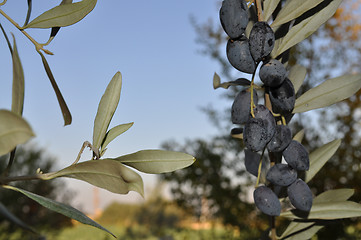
[0,1,232,213]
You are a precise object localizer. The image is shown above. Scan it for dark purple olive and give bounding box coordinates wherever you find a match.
[249,21,275,62]
[220,0,249,39]
[254,186,281,216]
[227,38,256,74]
[231,89,258,124]
[287,179,313,212]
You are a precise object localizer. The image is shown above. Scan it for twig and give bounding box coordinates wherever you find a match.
[255,0,263,21]
[0,9,53,55]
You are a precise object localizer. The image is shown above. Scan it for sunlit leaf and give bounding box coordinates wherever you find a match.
[2,185,115,238]
[11,35,25,116]
[114,150,196,174]
[313,189,355,204]
[93,72,122,150]
[23,0,97,29]
[274,0,342,56]
[0,110,34,156]
[39,52,72,126]
[293,74,361,113]
[292,129,304,143]
[288,64,307,94]
[263,0,281,22]
[279,189,355,239]
[0,202,37,234]
[100,122,134,155]
[271,0,323,27]
[305,139,341,183]
[279,221,323,240]
[281,201,361,220]
[41,159,144,197]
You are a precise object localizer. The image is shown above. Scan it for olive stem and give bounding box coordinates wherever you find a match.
[250,62,260,118]
[255,147,266,187]
[255,0,263,21]
[0,9,53,55]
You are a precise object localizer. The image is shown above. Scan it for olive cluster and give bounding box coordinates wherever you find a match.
[220,0,313,216]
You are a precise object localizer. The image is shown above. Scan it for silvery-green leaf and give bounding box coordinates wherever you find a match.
[271,0,324,27]
[11,35,25,116]
[274,0,342,56]
[93,72,122,150]
[293,74,361,113]
[263,0,281,22]
[292,129,304,143]
[288,64,307,94]
[305,139,341,183]
[114,150,195,174]
[24,0,97,29]
[279,221,323,240]
[281,201,361,220]
[100,122,134,155]
[0,110,34,156]
[2,185,115,238]
[314,189,355,204]
[41,159,144,197]
[39,52,72,126]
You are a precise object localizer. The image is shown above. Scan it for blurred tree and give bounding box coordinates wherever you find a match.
[161,0,361,239]
[0,145,73,238]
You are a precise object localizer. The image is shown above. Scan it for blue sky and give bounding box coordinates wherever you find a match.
[0,1,233,213]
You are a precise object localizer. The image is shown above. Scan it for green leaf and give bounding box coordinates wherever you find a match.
[274,0,342,56]
[293,74,361,113]
[279,221,323,240]
[23,0,97,29]
[281,201,361,220]
[100,122,134,155]
[271,0,323,27]
[0,202,37,234]
[114,150,196,174]
[2,185,115,238]
[263,0,281,22]
[93,72,122,150]
[39,52,72,126]
[0,109,35,156]
[305,139,341,183]
[288,64,307,94]
[11,35,25,116]
[41,159,144,197]
[314,189,355,204]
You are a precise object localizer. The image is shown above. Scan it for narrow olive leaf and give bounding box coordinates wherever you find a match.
[293,129,305,143]
[0,23,12,55]
[213,73,251,89]
[293,74,361,113]
[39,52,72,126]
[288,64,307,94]
[41,159,144,197]
[274,0,342,56]
[0,202,37,234]
[279,221,323,240]
[271,0,323,27]
[23,0,97,29]
[24,0,32,26]
[281,201,361,220]
[2,185,115,238]
[305,139,341,183]
[263,0,281,22]
[0,110,34,156]
[313,189,355,204]
[113,150,196,174]
[11,35,25,116]
[46,0,73,45]
[93,72,122,150]
[100,122,134,154]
